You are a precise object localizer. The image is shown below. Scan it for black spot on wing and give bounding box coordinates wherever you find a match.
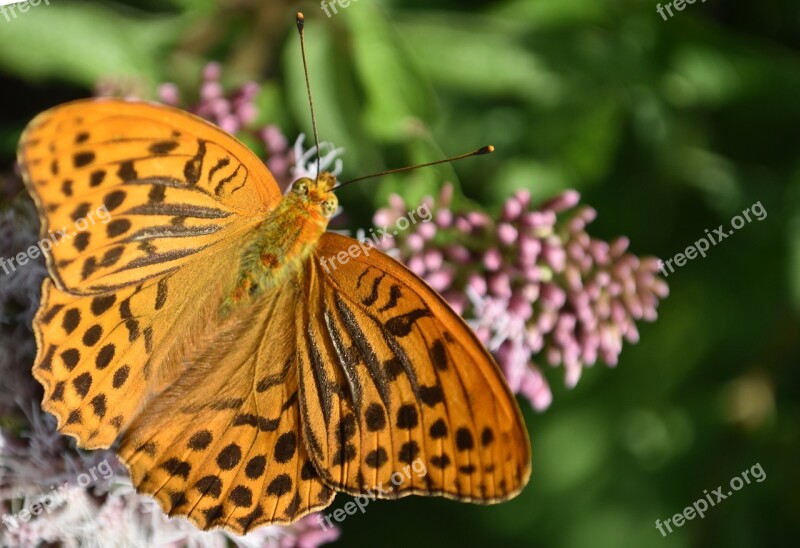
[385,309,433,337]
[362,272,386,307]
[377,284,402,313]
[184,140,207,185]
[149,141,180,155]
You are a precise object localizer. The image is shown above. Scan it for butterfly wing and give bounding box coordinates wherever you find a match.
[18,98,280,294]
[297,233,531,502]
[20,100,279,451]
[117,287,335,533]
[31,238,245,449]
[21,101,332,532]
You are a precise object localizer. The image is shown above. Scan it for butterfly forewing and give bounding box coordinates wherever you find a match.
[18,99,280,295]
[298,233,531,502]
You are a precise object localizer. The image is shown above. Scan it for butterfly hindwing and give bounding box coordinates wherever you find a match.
[298,233,531,502]
[118,287,335,533]
[32,239,246,449]
[18,99,280,295]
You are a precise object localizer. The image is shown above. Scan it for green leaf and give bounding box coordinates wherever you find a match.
[397,13,559,103]
[283,17,376,170]
[490,0,609,30]
[344,3,437,140]
[0,3,182,88]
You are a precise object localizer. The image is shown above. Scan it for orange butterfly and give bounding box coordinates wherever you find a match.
[17,23,530,539]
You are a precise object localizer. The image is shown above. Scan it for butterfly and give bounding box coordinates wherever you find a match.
[17,97,531,533]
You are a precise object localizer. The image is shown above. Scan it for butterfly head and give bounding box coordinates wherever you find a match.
[290,172,339,218]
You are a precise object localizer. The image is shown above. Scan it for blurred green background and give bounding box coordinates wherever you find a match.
[1,0,798,546]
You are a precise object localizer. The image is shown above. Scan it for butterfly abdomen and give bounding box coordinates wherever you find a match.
[226,194,328,308]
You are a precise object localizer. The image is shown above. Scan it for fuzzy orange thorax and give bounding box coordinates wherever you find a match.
[226,172,339,310]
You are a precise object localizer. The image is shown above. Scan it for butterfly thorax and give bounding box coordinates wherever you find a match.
[225,174,339,312]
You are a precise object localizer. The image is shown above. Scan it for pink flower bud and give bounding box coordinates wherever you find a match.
[445,244,471,264]
[589,240,610,265]
[564,362,582,389]
[235,103,258,125]
[519,234,542,265]
[520,367,552,411]
[424,249,444,271]
[372,209,394,228]
[418,221,437,240]
[388,194,406,213]
[509,293,533,320]
[537,310,557,333]
[541,190,580,213]
[455,217,472,233]
[219,116,239,135]
[203,62,222,81]
[200,81,224,101]
[542,244,566,272]
[158,83,181,105]
[488,272,512,298]
[439,183,454,206]
[522,264,541,283]
[426,270,454,292]
[514,189,532,209]
[497,223,518,246]
[541,282,566,309]
[436,209,453,228]
[406,233,425,253]
[467,211,491,227]
[610,236,630,258]
[467,274,488,296]
[522,211,556,229]
[483,248,503,271]
[262,125,289,152]
[408,255,425,276]
[502,196,523,221]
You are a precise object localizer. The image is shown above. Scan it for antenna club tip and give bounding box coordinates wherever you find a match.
[478,145,495,155]
[296,12,305,30]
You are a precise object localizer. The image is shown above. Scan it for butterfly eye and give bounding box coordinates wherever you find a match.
[292,179,309,195]
[321,198,338,218]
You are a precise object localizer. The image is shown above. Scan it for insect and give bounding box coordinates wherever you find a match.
[17,12,530,534]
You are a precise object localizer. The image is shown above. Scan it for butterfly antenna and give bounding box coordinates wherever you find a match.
[296,12,322,182]
[334,145,495,191]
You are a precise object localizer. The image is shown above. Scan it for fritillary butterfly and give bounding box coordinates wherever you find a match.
[17,18,530,536]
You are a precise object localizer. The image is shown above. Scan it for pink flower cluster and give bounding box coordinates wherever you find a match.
[159,62,258,136]
[374,185,669,411]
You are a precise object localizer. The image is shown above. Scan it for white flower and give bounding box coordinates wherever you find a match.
[291,134,344,182]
